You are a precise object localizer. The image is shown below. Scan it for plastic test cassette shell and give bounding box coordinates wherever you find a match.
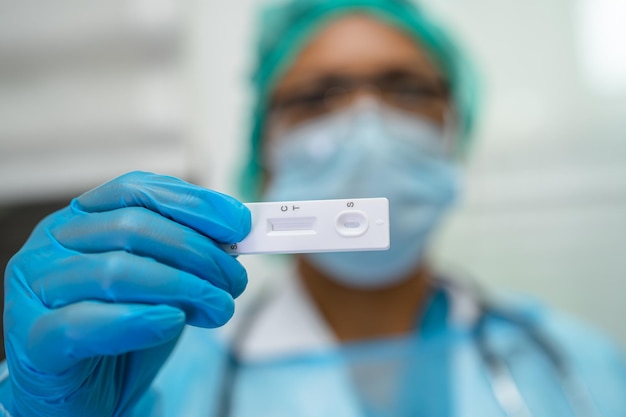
[223,197,390,255]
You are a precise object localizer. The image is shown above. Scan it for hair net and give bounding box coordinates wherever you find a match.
[240,0,479,200]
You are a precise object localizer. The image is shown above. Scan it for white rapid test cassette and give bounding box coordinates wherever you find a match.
[223,197,389,255]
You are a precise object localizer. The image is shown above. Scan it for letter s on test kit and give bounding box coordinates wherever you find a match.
[223,198,389,255]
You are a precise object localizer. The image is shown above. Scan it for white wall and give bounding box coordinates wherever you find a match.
[189,0,626,348]
[0,0,188,204]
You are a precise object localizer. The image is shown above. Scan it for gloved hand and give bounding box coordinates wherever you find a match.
[3,171,251,417]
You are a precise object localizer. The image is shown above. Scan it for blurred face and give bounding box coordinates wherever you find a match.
[261,15,459,287]
[266,14,451,135]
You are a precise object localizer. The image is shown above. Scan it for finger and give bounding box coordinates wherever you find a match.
[74,171,251,244]
[49,207,248,297]
[30,251,236,327]
[25,302,186,374]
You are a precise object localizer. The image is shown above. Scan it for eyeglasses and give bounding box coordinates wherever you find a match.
[268,71,450,126]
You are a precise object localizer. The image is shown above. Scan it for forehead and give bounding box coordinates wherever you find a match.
[275,14,443,89]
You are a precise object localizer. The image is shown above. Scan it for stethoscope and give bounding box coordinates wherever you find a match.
[216,277,602,417]
[469,284,602,417]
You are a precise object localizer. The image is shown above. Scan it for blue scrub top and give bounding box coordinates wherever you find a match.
[136,287,626,417]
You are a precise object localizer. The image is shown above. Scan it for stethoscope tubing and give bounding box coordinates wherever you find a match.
[217,277,601,417]
[474,297,601,417]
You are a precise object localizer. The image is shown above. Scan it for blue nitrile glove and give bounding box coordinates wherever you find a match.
[2,171,251,417]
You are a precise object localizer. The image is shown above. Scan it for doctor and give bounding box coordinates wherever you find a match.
[1,1,625,416]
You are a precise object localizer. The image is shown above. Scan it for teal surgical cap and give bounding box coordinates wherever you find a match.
[240,0,480,200]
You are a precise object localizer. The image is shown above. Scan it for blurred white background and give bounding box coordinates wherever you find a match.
[0,0,624,348]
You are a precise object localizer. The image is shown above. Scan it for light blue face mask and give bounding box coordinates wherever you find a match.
[263,101,459,288]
